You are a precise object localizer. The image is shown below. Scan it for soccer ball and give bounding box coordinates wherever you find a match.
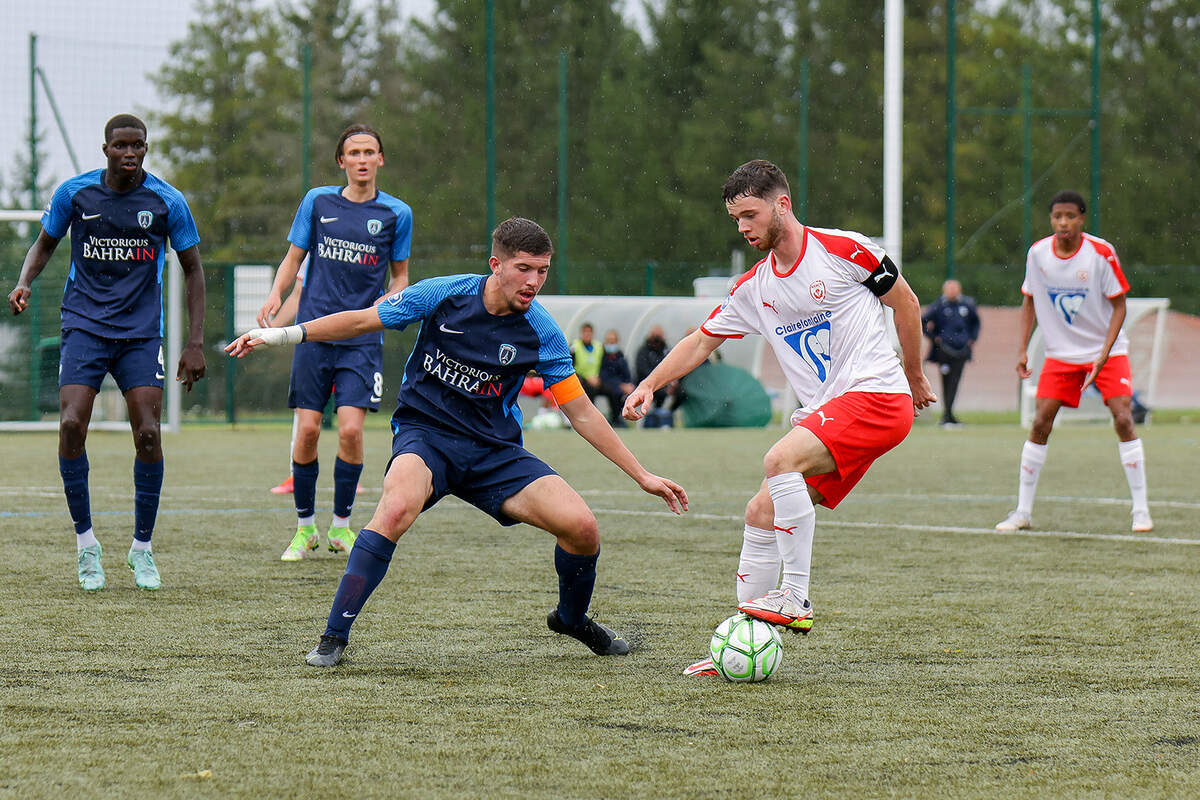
[709,613,783,682]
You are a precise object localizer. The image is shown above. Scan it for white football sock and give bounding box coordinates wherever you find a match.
[1017,441,1048,515]
[332,514,350,529]
[735,524,779,603]
[1118,438,1149,513]
[76,528,98,551]
[767,472,815,601]
[297,515,315,528]
[129,539,151,552]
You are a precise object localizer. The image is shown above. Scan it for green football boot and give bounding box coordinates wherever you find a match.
[77,543,105,591]
[327,526,357,554]
[127,548,162,591]
[281,524,320,561]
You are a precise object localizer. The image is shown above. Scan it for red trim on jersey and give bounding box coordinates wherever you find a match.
[1052,235,1085,260]
[1085,234,1131,296]
[700,259,762,339]
[806,228,881,276]
[771,227,808,277]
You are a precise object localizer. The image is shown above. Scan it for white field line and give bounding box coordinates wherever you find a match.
[588,507,1200,547]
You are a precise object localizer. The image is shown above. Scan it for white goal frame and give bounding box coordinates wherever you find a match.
[1019,297,1170,428]
[0,209,182,433]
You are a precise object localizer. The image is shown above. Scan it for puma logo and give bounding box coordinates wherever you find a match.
[736,572,749,582]
[816,410,834,425]
[849,245,864,260]
[873,263,893,283]
[774,525,799,536]
[762,300,780,314]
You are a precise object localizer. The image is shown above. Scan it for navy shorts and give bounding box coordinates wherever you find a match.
[389,415,557,526]
[58,328,164,392]
[289,341,383,412]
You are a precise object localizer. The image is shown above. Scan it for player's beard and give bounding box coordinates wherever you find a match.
[758,208,785,251]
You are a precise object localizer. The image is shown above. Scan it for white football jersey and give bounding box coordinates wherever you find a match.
[701,226,910,410]
[1023,233,1131,363]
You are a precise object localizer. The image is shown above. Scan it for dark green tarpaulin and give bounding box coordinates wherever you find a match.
[680,362,772,428]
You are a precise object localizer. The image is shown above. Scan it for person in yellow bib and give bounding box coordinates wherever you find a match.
[571,322,603,402]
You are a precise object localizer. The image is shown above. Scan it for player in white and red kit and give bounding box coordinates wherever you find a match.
[996,190,1152,534]
[623,160,936,676]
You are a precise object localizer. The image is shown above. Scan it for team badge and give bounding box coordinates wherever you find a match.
[809,280,827,303]
[498,344,516,365]
[367,219,382,235]
[1076,269,1088,282]
[137,211,153,229]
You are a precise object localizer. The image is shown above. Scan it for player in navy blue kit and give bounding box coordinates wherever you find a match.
[228,217,688,666]
[7,114,206,592]
[256,125,412,562]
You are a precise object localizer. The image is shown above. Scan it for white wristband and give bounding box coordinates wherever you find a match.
[246,325,305,347]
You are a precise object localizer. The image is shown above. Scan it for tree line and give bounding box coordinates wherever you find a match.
[15,0,1200,308]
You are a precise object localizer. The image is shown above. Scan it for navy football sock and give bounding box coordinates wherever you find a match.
[133,458,164,543]
[293,459,319,520]
[59,453,92,535]
[323,529,395,642]
[554,544,599,628]
[332,457,362,520]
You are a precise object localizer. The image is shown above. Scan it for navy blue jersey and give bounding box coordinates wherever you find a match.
[42,169,200,339]
[289,186,413,347]
[376,274,575,446]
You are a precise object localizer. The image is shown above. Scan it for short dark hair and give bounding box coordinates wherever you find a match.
[336,124,383,160]
[492,217,553,258]
[104,114,147,143]
[723,159,791,204]
[1049,190,1086,214]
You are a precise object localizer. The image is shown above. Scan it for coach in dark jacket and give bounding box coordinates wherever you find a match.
[598,329,635,426]
[923,279,980,427]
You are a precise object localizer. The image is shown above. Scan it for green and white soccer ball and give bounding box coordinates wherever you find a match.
[709,613,783,682]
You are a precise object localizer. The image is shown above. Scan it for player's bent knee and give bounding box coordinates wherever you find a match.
[744,490,773,526]
[557,509,599,554]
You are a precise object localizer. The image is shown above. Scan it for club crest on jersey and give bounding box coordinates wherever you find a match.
[781,318,832,382]
[809,280,827,304]
[367,219,382,236]
[1049,291,1086,325]
[137,211,153,229]
[498,343,517,365]
[1076,269,1088,282]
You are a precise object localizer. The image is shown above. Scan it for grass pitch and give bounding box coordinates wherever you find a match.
[1,419,1198,798]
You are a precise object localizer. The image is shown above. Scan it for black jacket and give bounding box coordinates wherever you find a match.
[922,295,981,362]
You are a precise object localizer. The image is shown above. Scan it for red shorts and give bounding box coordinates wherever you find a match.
[797,391,914,509]
[1036,355,1133,408]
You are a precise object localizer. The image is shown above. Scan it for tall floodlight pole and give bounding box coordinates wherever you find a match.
[1089,0,1101,234]
[28,33,38,210]
[883,0,903,269]
[557,49,568,293]
[485,0,496,236]
[945,0,957,279]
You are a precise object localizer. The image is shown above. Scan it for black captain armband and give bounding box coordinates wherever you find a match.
[862,255,899,297]
[299,323,308,343]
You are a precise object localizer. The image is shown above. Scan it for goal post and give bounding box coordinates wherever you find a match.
[0,209,182,433]
[1019,297,1170,427]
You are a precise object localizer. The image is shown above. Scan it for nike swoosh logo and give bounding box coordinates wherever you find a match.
[439,323,464,335]
[341,611,356,618]
[155,372,165,380]
[82,213,101,220]
[320,216,338,223]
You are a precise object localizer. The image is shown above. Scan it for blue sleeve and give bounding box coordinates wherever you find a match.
[162,187,200,252]
[376,274,482,331]
[382,195,413,261]
[41,175,89,239]
[287,189,319,251]
[527,303,575,386]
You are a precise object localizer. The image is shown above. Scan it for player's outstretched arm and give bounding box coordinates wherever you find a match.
[176,245,207,391]
[881,274,937,412]
[8,231,60,315]
[559,393,689,515]
[225,307,384,358]
[623,329,721,421]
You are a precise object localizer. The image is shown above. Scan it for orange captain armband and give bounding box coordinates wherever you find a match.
[548,374,585,405]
